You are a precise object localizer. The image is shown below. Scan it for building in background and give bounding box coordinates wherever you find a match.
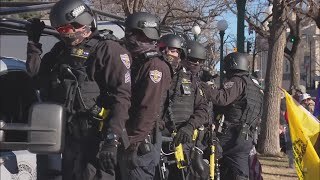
[255,22,320,92]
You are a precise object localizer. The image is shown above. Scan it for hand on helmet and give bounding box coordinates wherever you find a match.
[26,18,45,43]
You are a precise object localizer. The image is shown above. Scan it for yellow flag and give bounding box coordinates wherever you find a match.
[284,90,320,180]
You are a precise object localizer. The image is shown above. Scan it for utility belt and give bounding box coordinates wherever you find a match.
[237,123,259,145]
[135,126,159,155]
[218,119,259,145]
[216,117,242,135]
[137,134,154,155]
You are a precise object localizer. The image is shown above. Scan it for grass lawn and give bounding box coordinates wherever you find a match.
[259,154,298,180]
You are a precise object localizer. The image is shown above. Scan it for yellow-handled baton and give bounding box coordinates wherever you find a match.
[210,145,215,180]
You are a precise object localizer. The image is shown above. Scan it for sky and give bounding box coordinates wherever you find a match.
[220,11,238,39]
[214,11,238,70]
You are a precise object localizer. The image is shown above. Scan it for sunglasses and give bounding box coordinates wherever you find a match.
[189,58,204,64]
[56,23,85,34]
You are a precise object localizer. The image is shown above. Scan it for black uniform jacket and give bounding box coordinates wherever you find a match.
[26,33,131,136]
[129,54,172,144]
[207,75,246,106]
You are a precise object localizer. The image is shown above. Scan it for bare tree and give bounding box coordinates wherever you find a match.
[224,0,292,155]
[292,0,320,29]
[259,0,288,155]
[92,0,226,31]
[285,13,303,89]
[91,0,227,72]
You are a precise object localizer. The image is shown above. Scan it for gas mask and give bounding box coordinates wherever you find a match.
[125,31,156,55]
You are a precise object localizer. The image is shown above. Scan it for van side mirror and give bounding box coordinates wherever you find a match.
[28,103,66,153]
[0,103,66,154]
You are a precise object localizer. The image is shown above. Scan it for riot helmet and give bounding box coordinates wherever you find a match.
[186,41,206,61]
[125,12,160,40]
[158,34,186,58]
[223,52,249,72]
[49,0,97,30]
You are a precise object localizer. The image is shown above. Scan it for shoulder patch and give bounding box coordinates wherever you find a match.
[149,70,162,83]
[120,54,130,69]
[223,81,235,89]
[199,89,204,96]
[125,71,131,83]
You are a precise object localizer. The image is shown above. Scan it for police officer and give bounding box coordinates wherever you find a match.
[26,0,131,179]
[182,40,207,82]
[183,40,214,125]
[118,12,172,180]
[204,52,263,180]
[158,34,209,180]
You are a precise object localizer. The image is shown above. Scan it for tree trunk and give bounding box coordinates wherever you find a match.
[287,15,302,89]
[290,43,301,88]
[258,0,287,155]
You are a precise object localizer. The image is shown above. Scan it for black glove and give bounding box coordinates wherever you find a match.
[26,18,45,43]
[174,123,194,145]
[98,140,118,172]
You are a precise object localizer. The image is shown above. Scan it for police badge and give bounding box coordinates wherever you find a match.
[149,70,162,83]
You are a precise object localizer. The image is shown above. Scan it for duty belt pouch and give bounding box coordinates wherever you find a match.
[235,124,250,144]
[138,134,152,155]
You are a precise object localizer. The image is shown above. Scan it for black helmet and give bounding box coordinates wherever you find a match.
[186,41,206,60]
[223,52,249,72]
[125,12,160,40]
[159,34,186,58]
[159,34,185,49]
[50,0,96,30]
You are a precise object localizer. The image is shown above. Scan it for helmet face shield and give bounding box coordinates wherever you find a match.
[56,23,85,34]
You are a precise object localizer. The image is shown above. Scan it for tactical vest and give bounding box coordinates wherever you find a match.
[224,75,263,128]
[164,68,195,131]
[48,36,103,114]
